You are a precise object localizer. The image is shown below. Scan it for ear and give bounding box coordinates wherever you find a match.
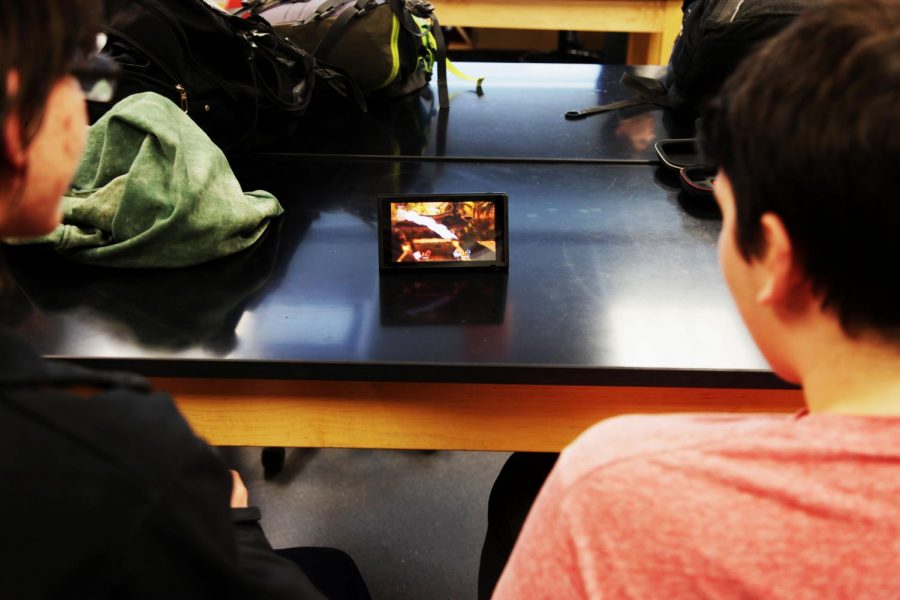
[755,212,801,306]
[3,114,27,169]
[3,71,27,170]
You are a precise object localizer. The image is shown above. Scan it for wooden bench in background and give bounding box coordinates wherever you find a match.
[430,0,683,65]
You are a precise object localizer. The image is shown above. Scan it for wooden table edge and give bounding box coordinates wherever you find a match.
[156,377,804,452]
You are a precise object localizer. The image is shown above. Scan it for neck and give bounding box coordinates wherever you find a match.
[801,327,900,416]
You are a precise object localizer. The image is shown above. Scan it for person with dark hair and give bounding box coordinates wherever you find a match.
[493,0,900,597]
[0,2,368,597]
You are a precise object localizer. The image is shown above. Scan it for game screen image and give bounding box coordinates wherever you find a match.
[389,200,498,263]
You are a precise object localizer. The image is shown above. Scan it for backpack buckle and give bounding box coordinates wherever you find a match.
[356,0,378,16]
[408,0,434,16]
[315,5,336,19]
[238,30,258,49]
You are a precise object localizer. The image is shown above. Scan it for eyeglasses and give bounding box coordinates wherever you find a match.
[70,53,121,103]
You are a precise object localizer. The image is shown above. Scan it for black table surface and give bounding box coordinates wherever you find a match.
[261,63,695,162]
[2,156,781,389]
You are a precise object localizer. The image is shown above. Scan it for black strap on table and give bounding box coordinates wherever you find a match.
[565,98,650,120]
[564,72,670,120]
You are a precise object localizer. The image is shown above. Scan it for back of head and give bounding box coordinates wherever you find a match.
[700,0,900,342]
[0,0,100,182]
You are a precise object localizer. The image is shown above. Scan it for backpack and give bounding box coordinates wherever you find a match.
[665,0,811,110]
[566,0,813,120]
[91,0,325,154]
[251,0,449,110]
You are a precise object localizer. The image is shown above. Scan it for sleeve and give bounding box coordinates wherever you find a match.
[230,506,328,599]
[107,397,326,599]
[492,458,589,600]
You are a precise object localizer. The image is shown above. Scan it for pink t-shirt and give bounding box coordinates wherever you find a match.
[494,412,900,599]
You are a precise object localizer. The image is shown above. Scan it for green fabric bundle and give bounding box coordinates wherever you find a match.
[26,92,283,267]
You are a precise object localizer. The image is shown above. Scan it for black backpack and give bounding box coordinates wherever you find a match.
[665,0,812,110]
[567,0,814,120]
[92,0,332,154]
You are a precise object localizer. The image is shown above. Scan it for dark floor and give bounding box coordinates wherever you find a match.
[222,447,511,600]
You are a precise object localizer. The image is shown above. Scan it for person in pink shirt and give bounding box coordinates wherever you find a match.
[493,0,900,598]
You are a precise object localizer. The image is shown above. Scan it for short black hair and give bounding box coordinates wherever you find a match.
[0,0,100,180]
[700,0,900,340]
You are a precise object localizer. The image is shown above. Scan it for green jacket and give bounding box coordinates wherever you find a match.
[23,92,283,268]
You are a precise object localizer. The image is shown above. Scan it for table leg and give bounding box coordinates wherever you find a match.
[626,0,682,65]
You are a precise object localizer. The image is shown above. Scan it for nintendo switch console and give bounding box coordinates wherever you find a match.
[378,193,509,271]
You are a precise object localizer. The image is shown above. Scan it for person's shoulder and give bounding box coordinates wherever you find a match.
[554,413,792,489]
[85,385,209,478]
[6,381,207,483]
[0,329,208,480]
[94,384,197,443]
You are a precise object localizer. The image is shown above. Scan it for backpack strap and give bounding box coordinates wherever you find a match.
[312,0,363,59]
[565,97,653,120]
[564,72,670,120]
[403,0,448,110]
[389,0,423,37]
[620,72,670,103]
[429,10,449,110]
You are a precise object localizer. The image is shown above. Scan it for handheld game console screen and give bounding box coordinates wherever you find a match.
[379,194,508,270]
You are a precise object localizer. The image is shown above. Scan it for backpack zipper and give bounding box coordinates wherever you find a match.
[175,84,189,112]
[103,26,195,112]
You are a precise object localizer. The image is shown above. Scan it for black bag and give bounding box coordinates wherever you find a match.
[91,0,320,153]
[664,0,811,110]
[251,0,449,110]
[566,0,813,120]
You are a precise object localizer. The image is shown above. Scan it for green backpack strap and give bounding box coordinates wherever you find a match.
[447,59,484,95]
[402,0,448,109]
